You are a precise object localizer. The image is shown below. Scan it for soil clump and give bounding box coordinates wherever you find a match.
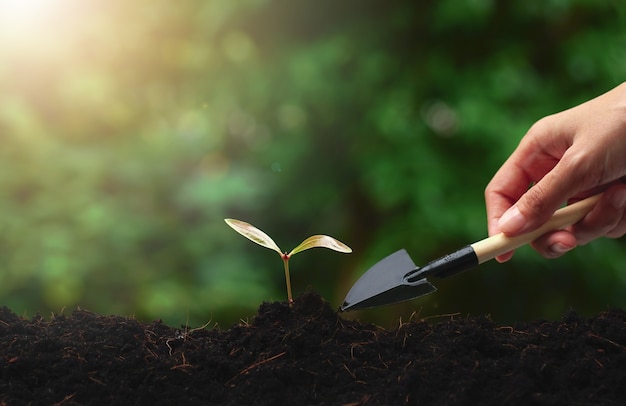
[1,292,626,405]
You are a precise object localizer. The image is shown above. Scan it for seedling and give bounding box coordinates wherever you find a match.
[224,219,352,304]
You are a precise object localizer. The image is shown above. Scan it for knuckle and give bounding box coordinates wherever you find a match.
[606,229,626,239]
[525,117,552,138]
[605,215,626,239]
[560,149,604,188]
[559,153,587,180]
[574,211,621,245]
[521,185,548,214]
[593,205,618,230]
[530,243,556,259]
[484,183,494,199]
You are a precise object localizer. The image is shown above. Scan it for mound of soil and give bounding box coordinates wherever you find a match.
[1,292,626,405]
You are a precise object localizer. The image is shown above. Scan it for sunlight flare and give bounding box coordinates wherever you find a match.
[0,0,57,25]
[0,0,74,43]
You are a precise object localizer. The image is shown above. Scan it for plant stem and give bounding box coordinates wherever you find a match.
[282,254,293,305]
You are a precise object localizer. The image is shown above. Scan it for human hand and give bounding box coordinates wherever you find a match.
[485,82,626,262]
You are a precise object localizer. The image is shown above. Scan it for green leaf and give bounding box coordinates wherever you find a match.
[224,219,283,255]
[289,235,352,256]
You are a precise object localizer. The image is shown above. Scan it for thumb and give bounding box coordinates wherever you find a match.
[498,160,583,236]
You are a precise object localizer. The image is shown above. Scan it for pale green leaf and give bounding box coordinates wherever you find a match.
[289,235,352,256]
[224,219,283,255]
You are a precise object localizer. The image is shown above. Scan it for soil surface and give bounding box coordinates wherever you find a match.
[1,292,626,405]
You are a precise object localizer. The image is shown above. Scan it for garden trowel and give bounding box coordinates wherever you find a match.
[341,193,602,311]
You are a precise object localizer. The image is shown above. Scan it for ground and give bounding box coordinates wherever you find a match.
[1,292,626,405]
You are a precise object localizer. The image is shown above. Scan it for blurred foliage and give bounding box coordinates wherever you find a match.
[0,0,625,328]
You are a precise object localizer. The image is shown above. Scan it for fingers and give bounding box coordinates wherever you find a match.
[498,147,595,236]
[571,183,626,245]
[485,149,545,238]
[485,83,626,262]
[484,121,563,263]
[529,183,626,258]
[485,116,574,237]
[495,251,514,263]
[530,230,577,259]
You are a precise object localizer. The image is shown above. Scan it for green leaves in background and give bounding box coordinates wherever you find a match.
[0,0,624,327]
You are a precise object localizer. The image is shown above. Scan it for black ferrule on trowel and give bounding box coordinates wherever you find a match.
[405,245,478,283]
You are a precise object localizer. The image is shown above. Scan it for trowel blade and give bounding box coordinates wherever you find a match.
[341,249,437,311]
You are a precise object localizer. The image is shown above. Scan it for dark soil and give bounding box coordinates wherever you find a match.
[1,292,626,405]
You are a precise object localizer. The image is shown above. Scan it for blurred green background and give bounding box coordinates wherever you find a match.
[1,0,625,329]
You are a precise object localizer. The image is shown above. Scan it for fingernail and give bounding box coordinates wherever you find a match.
[611,188,626,208]
[498,206,528,234]
[550,242,574,256]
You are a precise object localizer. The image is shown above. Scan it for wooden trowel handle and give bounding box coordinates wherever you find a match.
[470,193,603,264]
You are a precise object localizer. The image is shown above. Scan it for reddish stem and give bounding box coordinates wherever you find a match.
[282,253,293,306]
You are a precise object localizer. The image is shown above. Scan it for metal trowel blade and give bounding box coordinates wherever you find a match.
[340,249,436,312]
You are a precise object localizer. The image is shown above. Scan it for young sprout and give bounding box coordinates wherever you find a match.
[224,219,352,304]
